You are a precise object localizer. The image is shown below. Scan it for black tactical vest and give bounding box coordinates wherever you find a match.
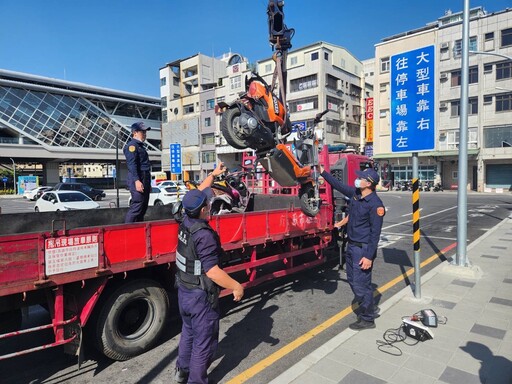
[175,221,221,307]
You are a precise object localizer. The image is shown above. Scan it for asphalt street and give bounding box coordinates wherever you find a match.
[1,191,511,384]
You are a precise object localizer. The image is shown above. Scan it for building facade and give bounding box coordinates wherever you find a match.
[0,69,162,186]
[372,7,512,191]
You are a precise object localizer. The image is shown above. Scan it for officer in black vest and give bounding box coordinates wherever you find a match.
[124,122,151,223]
[174,162,244,384]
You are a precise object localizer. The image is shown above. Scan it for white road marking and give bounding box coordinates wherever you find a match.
[400,208,423,217]
[381,231,457,241]
[382,205,457,231]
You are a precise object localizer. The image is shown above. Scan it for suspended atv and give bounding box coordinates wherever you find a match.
[218,74,325,217]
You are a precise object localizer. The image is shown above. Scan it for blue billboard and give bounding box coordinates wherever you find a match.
[170,143,182,174]
[391,45,435,153]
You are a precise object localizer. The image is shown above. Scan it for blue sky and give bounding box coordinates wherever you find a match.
[1,0,509,97]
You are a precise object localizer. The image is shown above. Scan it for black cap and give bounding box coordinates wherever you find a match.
[131,122,151,132]
[182,189,208,214]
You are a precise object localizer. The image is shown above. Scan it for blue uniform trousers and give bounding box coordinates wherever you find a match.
[345,243,375,322]
[125,172,150,223]
[177,285,220,384]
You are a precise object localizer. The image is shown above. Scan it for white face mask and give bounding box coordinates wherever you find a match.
[354,178,362,188]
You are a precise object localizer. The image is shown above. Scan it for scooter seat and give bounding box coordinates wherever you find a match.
[261,144,311,187]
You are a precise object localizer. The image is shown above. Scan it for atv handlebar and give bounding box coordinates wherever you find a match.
[314,109,329,125]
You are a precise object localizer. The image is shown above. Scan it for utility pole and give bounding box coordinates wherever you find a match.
[9,158,16,195]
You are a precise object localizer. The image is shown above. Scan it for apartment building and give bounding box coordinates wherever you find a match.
[372,7,512,192]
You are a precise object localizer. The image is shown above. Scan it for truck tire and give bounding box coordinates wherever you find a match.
[93,279,169,361]
[220,107,249,149]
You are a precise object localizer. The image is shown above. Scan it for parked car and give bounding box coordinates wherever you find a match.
[35,191,100,212]
[23,186,53,201]
[53,182,106,201]
[128,186,180,207]
[156,180,188,193]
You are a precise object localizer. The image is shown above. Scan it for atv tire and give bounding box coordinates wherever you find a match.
[220,108,250,149]
[299,182,321,217]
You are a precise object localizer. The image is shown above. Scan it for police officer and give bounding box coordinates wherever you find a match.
[124,122,151,223]
[174,162,244,384]
[320,166,385,330]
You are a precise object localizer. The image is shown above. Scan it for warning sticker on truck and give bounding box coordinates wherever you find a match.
[45,235,99,276]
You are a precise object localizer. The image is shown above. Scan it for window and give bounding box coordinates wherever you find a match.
[450,97,478,116]
[485,32,494,41]
[380,57,390,73]
[206,99,215,110]
[325,119,341,134]
[484,125,512,148]
[265,64,272,73]
[454,36,477,57]
[288,96,318,113]
[379,83,388,93]
[173,77,180,86]
[324,52,329,60]
[325,74,338,90]
[501,27,512,48]
[204,117,211,127]
[160,77,166,86]
[326,96,341,111]
[484,64,493,74]
[161,96,167,108]
[443,128,478,150]
[496,93,512,112]
[451,66,478,86]
[202,134,215,145]
[452,171,458,180]
[162,110,168,123]
[496,62,512,80]
[201,151,216,163]
[311,52,319,61]
[484,95,492,105]
[230,75,241,90]
[290,56,297,65]
[183,104,194,114]
[290,74,318,92]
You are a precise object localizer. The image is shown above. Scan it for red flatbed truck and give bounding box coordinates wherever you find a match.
[0,148,340,363]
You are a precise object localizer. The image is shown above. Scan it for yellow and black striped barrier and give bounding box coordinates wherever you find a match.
[412,178,420,251]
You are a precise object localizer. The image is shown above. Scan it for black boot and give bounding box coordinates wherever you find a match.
[349,318,376,330]
[174,367,189,383]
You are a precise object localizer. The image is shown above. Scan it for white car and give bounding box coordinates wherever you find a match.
[35,191,100,212]
[129,186,181,207]
[156,180,188,193]
[23,186,53,201]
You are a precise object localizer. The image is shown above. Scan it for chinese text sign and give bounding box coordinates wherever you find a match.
[391,45,435,152]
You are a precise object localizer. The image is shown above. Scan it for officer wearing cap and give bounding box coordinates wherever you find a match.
[174,162,244,384]
[124,122,152,223]
[320,165,385,331]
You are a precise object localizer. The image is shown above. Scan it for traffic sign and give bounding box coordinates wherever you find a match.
[170,143,182,174]
[291,121,306,132]
[391,45,435,152]
[1,177,7,183]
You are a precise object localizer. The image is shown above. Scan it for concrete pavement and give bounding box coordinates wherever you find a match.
[270,215,512,384]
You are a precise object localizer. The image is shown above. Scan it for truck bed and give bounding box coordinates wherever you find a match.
[0,202,333,298]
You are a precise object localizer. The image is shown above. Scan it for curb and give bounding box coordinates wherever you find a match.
[270,216,512,384]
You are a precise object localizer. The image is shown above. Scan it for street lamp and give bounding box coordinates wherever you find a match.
[469,50,512,61]
[9,157,16,195]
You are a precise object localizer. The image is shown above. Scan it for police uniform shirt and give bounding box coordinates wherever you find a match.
[184,216,220,273]
[322,171,385,260]
[124,138,151,182]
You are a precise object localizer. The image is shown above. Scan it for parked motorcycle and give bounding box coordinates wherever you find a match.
[432,182,444,192]
[209,171,252,215]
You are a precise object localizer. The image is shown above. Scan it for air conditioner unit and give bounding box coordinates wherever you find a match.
[440,73,448,80]
[439,102,448,109]
[440,42,449,49]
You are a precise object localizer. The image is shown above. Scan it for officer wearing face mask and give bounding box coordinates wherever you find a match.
[320,165,385,331]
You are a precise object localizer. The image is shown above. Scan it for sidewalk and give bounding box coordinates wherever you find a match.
[271,216,512,384]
